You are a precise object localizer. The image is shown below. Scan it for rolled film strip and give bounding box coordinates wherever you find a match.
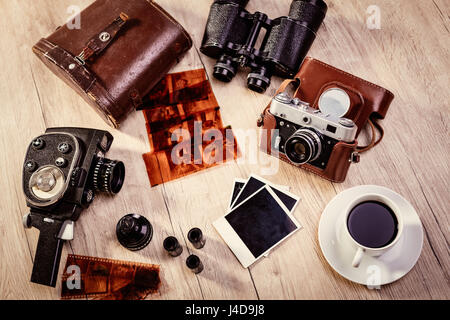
[61,254,161,300]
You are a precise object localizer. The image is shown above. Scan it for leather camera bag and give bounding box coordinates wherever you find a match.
[33,0,192,128]
[259,57,395,182]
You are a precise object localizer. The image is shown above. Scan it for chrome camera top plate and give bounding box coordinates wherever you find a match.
[270,92,358,143]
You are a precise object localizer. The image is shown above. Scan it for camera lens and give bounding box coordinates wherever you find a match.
[247,66,272,93]
[285,129,322,165]
[116,214,153,251]
[93,157,125,195]
[213,54,238,82]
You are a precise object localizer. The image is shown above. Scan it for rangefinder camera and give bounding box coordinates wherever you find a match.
[22,127,125,287]
[269,92,358,170]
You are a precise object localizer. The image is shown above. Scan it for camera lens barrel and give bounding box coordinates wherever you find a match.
[285,129,322,165]
[116,214,153,251]
[93,157,125,195]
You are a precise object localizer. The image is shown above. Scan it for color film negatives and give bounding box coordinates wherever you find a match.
[141,69,240,187]
[61,255,161,300]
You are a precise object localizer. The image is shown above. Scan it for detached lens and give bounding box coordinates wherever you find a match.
[93,157,125,195]
[285,129,322,165]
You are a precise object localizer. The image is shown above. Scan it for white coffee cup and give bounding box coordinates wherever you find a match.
[343,193,403,268]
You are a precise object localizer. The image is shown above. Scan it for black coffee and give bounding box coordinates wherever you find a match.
[347,201,398,248]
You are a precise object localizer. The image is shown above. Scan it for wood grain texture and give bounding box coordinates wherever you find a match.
[0,0,448,300]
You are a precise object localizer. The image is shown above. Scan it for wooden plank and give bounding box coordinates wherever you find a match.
[0,0,448,300]
[0,0,57,299]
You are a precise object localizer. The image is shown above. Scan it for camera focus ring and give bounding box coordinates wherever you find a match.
[92,157,125,195]
[284,129,322,165]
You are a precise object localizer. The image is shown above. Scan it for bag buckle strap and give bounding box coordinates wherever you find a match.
[75,12,129,65]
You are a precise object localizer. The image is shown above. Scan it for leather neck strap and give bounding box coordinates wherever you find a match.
[357,117,384,153]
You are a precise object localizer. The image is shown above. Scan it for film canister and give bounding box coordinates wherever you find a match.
[186,255,204,274]
[163,236,183,257]
[116,214,153,251]
[188,227,206,249]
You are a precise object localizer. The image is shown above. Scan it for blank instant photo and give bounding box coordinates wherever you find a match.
[214,186,301,268]
[230,175,299,213]
[229,179,246,209]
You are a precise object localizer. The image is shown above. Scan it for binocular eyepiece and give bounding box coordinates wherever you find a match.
[201,0,328,93]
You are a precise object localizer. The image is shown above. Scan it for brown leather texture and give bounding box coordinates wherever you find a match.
[296,57,395,135]
[259,57,394,183]
[32,0,193,128]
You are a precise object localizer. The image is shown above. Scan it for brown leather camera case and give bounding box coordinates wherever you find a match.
[260,57,394,182]
[33,0,192,128]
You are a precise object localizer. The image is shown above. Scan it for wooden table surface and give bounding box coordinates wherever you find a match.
[0,0,448,300]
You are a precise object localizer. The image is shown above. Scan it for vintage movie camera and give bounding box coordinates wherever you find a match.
[22,127,125,287]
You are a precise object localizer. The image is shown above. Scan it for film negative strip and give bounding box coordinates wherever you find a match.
[138,69,210,110]
[61,254,161,300]
[145,107,223,152]
[143,126,240,187]
[141,69,240,187]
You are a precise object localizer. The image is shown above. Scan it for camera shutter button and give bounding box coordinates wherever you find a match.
[339,118,355,127]
[275,92,292,103]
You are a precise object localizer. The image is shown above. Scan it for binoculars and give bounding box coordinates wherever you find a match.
[200,0,328,93]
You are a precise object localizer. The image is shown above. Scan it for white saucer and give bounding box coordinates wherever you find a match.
[318,185,423,286]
